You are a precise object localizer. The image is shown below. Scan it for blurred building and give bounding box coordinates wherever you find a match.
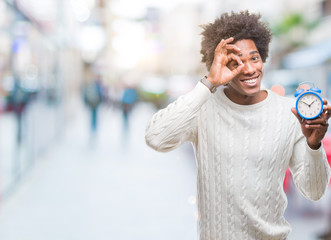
[265,0,331,98]
[0,0,98,200]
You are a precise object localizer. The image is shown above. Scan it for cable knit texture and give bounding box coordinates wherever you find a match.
[145,82,331,240]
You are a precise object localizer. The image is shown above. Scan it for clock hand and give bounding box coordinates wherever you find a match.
[301,100,310,106]
[308,99,317,107]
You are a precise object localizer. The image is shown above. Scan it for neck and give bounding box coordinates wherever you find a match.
[223,89,268,105]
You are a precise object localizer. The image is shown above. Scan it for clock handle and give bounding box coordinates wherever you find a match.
[310,87,322,93]
[294,88,304,97]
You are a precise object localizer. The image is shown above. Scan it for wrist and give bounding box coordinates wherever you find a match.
[206,76,222,87]
[308,141,321,150]
[200,76,217,93]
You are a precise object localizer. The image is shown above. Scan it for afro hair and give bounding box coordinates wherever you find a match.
[200,11,272,71]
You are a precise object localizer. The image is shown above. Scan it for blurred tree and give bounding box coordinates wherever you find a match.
[270,12,320,68]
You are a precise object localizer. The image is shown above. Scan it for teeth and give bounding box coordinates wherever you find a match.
[243,78,257,84]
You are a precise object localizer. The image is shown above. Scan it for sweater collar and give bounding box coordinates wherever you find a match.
[216,87,272,110]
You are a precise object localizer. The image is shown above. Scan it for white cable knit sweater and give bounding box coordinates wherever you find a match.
[145,82,331,240]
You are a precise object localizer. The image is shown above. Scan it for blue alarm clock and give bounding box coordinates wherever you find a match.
[294,84,323,120]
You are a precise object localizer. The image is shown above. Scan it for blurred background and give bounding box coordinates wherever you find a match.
[0,0,331,239]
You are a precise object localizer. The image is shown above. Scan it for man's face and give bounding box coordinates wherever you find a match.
[225,39,264,104]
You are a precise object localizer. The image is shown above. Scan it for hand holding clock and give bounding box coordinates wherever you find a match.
[291,99,331,150]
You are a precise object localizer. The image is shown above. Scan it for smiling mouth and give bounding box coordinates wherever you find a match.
[241,76,259,84]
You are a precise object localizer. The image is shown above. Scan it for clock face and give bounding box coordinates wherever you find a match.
[296,92,323,119]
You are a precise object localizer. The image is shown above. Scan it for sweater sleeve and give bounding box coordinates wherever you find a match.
[289,126,331,201]
[145,82,212,152]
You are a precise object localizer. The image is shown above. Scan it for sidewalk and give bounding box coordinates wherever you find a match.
[0,102,198,240]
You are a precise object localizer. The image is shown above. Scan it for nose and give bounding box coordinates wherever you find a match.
[242,62,255,75]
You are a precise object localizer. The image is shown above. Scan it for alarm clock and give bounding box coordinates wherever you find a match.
[294,85,323,120]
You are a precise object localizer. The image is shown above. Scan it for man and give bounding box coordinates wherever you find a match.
[145,11,331,240]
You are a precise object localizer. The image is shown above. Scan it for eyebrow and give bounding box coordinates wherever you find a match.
[237,50,259,57]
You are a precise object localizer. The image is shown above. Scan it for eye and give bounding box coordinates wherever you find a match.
[252,56,260,61]
[227,60,239,69]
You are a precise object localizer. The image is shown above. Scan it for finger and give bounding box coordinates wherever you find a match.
[323,98,328,106]
[231,65,244,77]
[227,53,244,75]
[304,123,328,129]
[320,111,329,122]
[223,37,235,44]
[323,104,331,119]
[215,37,235,52]
[307,118,328,126]
[215,39,225,52]
[225,44,241,53]
[227,53,243,65]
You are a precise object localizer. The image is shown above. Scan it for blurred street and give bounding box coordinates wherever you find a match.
[0,101,199,240]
